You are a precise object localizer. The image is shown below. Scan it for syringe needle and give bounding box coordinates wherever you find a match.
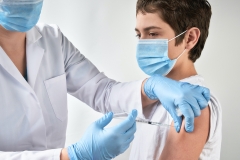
[113,112,173,127]
[135,119,173,127]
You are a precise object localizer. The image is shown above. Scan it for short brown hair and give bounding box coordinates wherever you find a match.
[136,0,212,62]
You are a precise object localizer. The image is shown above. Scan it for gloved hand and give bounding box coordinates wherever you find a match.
[67,110,137,160]
[144,75,210,133]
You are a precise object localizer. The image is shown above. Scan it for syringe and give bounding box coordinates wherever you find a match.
[113,112,173,127]
[134,119,173,127]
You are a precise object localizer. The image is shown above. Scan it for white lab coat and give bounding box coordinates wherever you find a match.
[0,24,144,160]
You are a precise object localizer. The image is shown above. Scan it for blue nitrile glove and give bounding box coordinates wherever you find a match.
[144,75,210,133]
[67,110,137,160]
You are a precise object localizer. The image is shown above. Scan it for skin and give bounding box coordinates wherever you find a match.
[60,148,70,160]
[135,12,210,159]
[0,26,26,76]
[0,24,155,159]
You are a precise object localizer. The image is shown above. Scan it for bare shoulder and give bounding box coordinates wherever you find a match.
[159,106,210,160]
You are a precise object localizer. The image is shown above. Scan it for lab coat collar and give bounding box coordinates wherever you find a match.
[26,26,42,44]
[0,26,45,93]
[0,46,35,94]
[26,26,45,88]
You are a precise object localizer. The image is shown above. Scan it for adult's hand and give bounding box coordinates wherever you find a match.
[67,110,137,160]
[144,75,210,132]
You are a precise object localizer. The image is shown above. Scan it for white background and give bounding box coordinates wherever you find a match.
[39,0,240,159]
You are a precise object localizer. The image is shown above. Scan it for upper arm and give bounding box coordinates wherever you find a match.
[159,106,210,160]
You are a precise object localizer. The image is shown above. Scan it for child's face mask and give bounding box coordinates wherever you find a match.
[136,30,187,76]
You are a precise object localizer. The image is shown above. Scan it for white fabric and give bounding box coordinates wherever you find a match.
[130,75,222,160]
[0,24,144,159]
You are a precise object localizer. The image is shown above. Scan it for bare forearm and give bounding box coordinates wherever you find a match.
[141,79,158,107]
[60,148,70,160]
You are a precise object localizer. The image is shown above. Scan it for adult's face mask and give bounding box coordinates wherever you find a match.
[136,31,187,76]
[0,0,43,32]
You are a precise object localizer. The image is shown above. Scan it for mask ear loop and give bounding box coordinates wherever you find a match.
[168,30,188,59]
[168,30,187,42]
[176,49,186,60]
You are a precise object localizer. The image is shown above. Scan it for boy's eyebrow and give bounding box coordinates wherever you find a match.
[135,26,162,32]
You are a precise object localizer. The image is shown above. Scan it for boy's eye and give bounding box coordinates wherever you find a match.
[135,34,141,39]
[149,33,158,37]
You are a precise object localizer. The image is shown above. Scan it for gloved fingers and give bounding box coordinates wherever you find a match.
[192,86,210,110]
[168,107,182,133]
[122,122,136,141]
[96,112,113,129]
[184,98,201,117]
[121,136,135,152]
[194,86,210,102]
[113,109,138,133]
[201,87,210,102]
[182,83,210,103]
[120,144,130,154]
[178,103,195,132]
[119,143,131,155]
[67,144,79,160]
[195,96,209,110]
[125,135,135,144]
[144,77,159,100]
[183,84,209,110]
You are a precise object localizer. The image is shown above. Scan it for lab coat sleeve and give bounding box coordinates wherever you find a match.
[60,28,146,118]
[0,149,62,160]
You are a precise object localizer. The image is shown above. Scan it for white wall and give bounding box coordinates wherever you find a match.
[39,0,240,159]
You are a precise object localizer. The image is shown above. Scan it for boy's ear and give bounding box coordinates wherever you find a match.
[185,27,200,50]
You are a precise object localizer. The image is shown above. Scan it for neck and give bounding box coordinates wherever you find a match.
[166,56,197,81]
[0,26,26,53]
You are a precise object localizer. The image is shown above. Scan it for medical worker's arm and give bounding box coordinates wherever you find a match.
[60,149,69,160]
[0,149,62,160]
[0,111,137,160]
[159,106,210,160]
[61,27,146,117]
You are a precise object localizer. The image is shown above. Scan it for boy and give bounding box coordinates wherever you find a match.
[130,0,222,159]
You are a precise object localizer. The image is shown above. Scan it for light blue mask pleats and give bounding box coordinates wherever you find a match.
[0,0,43,32]
[136,39,176,76]
[0,0,43,5]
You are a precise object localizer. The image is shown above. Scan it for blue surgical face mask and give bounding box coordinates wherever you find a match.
[136,31,187,76]
[0,0,43,32]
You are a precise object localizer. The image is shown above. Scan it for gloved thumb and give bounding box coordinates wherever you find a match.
[169,108,182,133]
[96,112,113,129]
[113,109,138,133]
[201,87,210,102]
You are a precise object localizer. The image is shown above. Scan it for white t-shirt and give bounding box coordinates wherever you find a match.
[130,75,222,160]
